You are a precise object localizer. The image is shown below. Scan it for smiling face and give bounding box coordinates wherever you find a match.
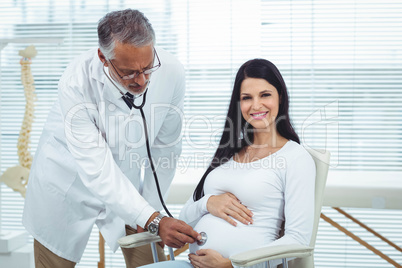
[98,42,154,95]
[240,77,280,131]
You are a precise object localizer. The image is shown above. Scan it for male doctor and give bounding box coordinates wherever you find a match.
[23,9,200,268]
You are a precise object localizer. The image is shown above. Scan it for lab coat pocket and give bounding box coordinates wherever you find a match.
[41,136,78,197]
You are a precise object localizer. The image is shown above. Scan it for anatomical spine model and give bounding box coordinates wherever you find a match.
[0,45,37,197]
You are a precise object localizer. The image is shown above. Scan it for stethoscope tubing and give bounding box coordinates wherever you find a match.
[104,65,173,217]
[104,65,208,245]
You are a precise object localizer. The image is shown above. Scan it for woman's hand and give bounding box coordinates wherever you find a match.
[189,249,233,268]
[207,192,253,226]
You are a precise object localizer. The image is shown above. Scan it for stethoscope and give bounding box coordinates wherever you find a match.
[103,64,208,246]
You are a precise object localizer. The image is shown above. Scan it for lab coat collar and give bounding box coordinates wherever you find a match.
[90,49,105,84]
[89,49,130,111]
[89,48,149,111]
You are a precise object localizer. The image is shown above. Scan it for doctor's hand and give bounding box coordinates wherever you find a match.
[158,217,201,248]
[207,192,253,227]
[189,249,233,268]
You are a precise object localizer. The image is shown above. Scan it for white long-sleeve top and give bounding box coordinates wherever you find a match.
[179,140,316,259]
[23,47,185,262]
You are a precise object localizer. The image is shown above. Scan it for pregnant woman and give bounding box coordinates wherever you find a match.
[143,58,315,268]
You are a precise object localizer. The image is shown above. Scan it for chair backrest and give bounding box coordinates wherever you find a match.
[288,149,330,268]
[307,149,330,248]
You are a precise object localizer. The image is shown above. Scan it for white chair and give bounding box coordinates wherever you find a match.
[118,149,330,268]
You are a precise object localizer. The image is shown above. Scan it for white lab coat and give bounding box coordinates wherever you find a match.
[22,47,185,262]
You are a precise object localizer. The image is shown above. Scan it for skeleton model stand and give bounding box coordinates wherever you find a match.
[0,42,60,267]
[0,45,37,197]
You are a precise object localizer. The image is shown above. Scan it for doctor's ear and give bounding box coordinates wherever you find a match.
[97,48,108,66]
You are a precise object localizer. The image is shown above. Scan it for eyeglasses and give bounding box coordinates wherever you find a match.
[108,49,161,80]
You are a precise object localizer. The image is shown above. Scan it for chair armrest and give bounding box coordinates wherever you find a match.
[230,244,313,267]
[118,232,162,248]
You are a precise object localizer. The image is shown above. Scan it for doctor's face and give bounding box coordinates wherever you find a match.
[102,42,155,95]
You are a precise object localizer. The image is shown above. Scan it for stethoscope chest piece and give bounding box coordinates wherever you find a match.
[197,232,208,246]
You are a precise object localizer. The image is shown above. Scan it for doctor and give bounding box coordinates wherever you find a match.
[23,9,200,268]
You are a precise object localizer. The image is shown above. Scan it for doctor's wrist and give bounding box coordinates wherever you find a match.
[145,211,160,229]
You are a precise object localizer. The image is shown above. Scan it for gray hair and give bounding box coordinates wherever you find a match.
[97,9,155,60]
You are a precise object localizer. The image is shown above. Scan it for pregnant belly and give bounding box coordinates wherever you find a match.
[189,214,270,258]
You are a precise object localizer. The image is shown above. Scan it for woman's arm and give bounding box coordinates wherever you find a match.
[267,149,316,247]
[179,192,253,227]
[179,194,213,227]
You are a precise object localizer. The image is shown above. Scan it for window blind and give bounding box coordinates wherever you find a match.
[0,0,401,267]
[260,0,402,171]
